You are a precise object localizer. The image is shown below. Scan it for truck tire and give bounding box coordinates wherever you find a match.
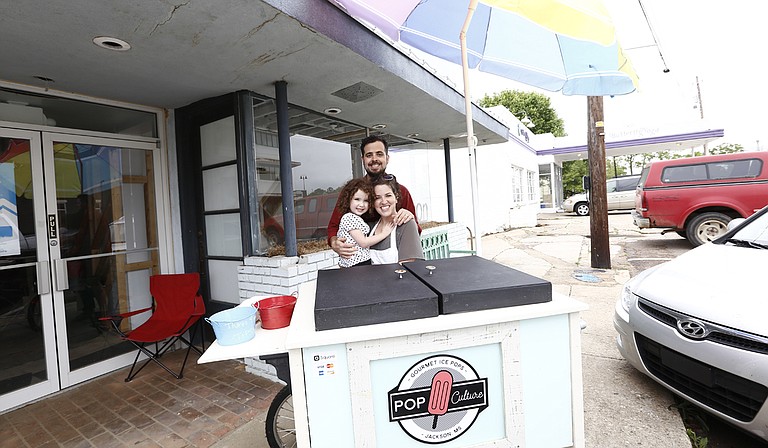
[686,212,731,247]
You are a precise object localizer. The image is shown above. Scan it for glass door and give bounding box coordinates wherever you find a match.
[42,133,161,389]
[0,129,57,411]
[0,129,162,412]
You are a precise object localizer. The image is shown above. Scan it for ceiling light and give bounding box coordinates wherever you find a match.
[93,36,131,51]
[324,107,342,115]
[371,124,387,130]
[407,133,419,138]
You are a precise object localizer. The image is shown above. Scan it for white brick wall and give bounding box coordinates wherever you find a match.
[237,251,338,299]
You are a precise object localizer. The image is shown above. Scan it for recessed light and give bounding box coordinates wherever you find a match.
[407,133,419,138]
[93,36,131,51]
[371,124,387,130]
[324,107,342,115]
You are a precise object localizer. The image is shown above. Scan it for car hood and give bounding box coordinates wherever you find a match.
[631,243,767,336]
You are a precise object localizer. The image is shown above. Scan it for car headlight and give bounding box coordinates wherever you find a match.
[620,284,634,313]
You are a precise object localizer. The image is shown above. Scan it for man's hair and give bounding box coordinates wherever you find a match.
[360,135,389,156]
[370,174,401,203]
[336,178,375,217]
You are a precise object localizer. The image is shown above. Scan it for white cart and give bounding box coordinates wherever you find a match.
[199,280,587,448]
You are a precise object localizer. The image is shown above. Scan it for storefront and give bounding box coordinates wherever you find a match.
[0,0,514,411]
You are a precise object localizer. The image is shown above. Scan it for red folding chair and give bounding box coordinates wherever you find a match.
[102,273,206,382]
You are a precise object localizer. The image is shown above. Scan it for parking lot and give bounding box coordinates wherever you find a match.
[484,211,766,448]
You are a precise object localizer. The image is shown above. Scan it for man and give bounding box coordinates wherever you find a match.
[327,135,420,260]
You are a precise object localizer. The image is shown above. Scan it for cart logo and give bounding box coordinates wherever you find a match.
[388,354,488,444]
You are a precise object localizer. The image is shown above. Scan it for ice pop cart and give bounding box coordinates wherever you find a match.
[199,256,588,448]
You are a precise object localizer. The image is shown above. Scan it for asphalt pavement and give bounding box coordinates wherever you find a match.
[482,211,691,448]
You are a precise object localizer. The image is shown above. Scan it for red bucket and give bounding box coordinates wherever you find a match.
[255,295,297,329]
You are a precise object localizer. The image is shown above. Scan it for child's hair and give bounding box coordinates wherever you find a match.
[336,178,375,216]
[370,174,401,202]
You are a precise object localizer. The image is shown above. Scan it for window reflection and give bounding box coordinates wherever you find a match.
[254,132,351,251]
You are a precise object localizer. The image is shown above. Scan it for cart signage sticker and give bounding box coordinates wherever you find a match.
[388,354,488,444]
[312,353,336,376]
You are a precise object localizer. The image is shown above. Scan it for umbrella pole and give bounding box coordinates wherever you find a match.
[461,0,482,257]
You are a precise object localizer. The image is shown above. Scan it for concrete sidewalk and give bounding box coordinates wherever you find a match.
[482,212,689,447]
[219,212,690,448]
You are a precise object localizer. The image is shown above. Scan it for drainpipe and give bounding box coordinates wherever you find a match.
[275,81,297,257]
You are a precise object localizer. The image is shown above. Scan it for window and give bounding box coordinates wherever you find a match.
[511,166,524,203]
[527,170,537,201]
[616,177,640,191]
[710,159,762,179]
[662,164,708,182]
[662,159,762,183]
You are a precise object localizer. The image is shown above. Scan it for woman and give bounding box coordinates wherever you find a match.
[368,175,424,264]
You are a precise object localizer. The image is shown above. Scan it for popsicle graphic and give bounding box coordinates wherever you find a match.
[428,370,453,429]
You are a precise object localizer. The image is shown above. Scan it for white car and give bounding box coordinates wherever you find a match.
[614,205,768,442]
[562,175,639,216]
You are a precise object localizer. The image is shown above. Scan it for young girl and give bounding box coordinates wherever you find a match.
[335,178,395,267]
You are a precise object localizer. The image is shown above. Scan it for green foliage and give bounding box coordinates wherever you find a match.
[698,142,743,156]
[562,160,589,197]
[670,398,710,448]
[607,156,628,178]
[687,429,709,448]
[562,159,628,197]
[479,90,566,137]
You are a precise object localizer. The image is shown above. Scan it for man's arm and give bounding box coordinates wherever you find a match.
[327,206,343,246]
[398,184,422,234]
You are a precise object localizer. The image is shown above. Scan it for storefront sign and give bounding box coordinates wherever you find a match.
[388,354,488,444]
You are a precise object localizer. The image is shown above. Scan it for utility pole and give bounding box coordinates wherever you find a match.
[696,76,707,155]
[587,96,610,269]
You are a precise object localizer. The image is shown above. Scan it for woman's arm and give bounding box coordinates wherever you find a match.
[396,220,425,262]
[348,220,395,248]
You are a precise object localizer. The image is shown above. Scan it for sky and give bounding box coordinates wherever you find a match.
[411,0,767,152]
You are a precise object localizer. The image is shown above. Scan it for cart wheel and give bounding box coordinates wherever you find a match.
[265,386,295,448]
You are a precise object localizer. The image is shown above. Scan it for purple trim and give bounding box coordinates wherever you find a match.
[507,129,538,154]
[537,129,725,156]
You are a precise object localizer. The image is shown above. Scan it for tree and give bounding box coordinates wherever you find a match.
[562,158,627,197]
[701,143,743,155]
[479,90,566,137]
[562,160,588,197]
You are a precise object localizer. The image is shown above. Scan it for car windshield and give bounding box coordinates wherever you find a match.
[727,207,768,248]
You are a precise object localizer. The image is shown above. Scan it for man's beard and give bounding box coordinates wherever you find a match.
[366,164,385,177]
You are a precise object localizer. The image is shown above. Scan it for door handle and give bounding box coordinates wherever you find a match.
[36,261,51,295]
[53,259,70,291]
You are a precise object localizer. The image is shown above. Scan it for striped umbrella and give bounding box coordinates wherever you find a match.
[331,0,638,253]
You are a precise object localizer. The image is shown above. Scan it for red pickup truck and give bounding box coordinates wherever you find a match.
[632,152,768,246]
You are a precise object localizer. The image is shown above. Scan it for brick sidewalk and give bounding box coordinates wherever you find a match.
[0,351,280,448]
